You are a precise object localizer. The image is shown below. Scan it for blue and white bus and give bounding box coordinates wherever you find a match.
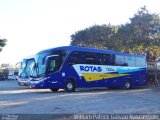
[18,56,34,86]
[29,46,147,92]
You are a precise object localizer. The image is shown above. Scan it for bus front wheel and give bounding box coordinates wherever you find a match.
[65,79,75,92]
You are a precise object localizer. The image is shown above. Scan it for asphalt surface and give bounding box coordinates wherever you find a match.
[0,80,160,114]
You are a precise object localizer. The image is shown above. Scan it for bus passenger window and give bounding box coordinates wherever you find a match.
[68,57,80,65]
[107,54,115,65]
[82,52,96,65]
[85,58,95,64]
[67,51,81,65]
[97,53,108,65]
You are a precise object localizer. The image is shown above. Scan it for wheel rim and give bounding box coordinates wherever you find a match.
[125,82,130,89]
[67,82,73,90]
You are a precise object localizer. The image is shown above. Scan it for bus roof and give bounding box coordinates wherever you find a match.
[23,55,34,60]
[37,46,145,58]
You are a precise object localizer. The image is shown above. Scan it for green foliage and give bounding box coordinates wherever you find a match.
[129,6,160,46]
[0,37,7,52]
[70,6,160,61]
[1,63,13,69]
[130,45,160,61]
[71,24,117,49]
[0,68,9,77]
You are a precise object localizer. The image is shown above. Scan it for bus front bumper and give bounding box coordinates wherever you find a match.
[29,80,45,88]
[18,78,31,86]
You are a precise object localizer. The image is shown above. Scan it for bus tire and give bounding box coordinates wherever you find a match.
[124,80,131,89]
[65,79,75,92]
[50,88,59,92]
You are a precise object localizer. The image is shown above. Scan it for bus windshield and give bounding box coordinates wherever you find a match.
[30,50,67,77]
[19,58,35,78]
[18,61,25,77]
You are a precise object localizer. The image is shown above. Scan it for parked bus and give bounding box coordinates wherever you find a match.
[29,46,147,92]
[18,56,34,86]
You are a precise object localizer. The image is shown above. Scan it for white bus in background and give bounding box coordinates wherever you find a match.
[8,70,18,80]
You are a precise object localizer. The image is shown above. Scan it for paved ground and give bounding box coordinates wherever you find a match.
[0,80,160,114]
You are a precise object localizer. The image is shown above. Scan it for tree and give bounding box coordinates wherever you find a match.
[111,23,133,52]
[130,6,160,45]
[1,63,13,69]
[70,24,118,49]
[70,6,160,61]
[126,6,160,60]
[0,37,7,52]
[0,68,9,78]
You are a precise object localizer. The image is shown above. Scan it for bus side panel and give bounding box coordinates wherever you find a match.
[130,69,147,86]
[63,66,108,88]
[63,66,88,88]
[64,65,147,88]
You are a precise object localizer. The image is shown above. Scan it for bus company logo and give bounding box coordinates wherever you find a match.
[80,66,102,72]
[79,65,116,73]
[106,68,116,72]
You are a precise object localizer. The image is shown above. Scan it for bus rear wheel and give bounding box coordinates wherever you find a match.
[65,80,75,92]
[124,80,131,89]
[50,88,59,92]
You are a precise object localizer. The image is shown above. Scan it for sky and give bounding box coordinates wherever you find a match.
[0,0,160,66]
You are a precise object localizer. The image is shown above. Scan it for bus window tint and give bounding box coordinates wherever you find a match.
[68,51,116,65]
[83,52,96,64]
[72,52,96,65]
[36,50,67,75]
[107,54,115,65]
[68,52,80,65]
[47,56,62,73]
[96,53,108,65]
[47,59,56,73]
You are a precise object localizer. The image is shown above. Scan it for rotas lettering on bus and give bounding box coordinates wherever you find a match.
[80,66,102,72]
